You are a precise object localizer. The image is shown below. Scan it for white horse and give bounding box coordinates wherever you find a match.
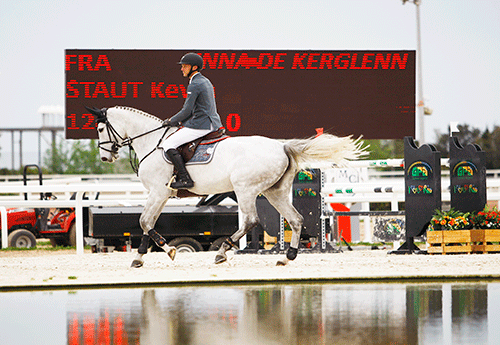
[89,106,365,267]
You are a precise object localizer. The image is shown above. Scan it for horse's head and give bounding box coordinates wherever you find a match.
[86,106,121,163]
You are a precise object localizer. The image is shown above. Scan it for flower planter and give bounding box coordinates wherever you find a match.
[427,229,500,254]
[471,230,500,253]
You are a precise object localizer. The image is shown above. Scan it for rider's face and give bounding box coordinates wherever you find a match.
[180,64,197,77]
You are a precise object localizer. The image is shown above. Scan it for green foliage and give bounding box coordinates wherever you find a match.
[4,122,500,175]
[362,139,404,160]
[43,139,133,174]
[470,205,500,229]
[66,140,112,174]
[433,124,500,169]
[429,208,471,231]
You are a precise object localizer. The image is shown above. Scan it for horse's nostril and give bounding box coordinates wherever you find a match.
[101,157,108,162]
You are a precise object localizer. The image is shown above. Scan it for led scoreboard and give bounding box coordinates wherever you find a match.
[65,50,415,140]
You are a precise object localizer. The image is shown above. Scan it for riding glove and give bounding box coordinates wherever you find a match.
[162,118,171,127]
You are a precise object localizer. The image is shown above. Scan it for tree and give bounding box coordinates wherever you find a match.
[432,124,500,169]
[66,140,115,174]
[43,139,126,174]
[363,139,404,160]
[433,124,482,157]
[44,138,70,174]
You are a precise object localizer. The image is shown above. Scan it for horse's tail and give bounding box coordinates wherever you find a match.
[283,133,367,171]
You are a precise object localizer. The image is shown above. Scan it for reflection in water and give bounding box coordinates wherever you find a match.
[0,282,497,344]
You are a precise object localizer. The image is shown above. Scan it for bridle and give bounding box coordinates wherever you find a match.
[87,107,169,174]
[96,109,123,158]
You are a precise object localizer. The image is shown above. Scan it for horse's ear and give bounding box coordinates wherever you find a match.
[85,106,107,123]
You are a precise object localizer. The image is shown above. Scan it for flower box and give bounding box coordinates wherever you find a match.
[471,229,500,253]
[427,229,500,255]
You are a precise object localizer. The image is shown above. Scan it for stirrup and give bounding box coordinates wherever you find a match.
[170,176,194,189]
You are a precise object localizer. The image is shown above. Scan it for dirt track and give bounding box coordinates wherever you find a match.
[2,247,500,290]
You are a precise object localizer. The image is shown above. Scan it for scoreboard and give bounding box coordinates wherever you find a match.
[65,50,415,140]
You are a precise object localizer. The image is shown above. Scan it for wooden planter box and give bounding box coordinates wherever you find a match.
[472,230,500,253]
[427,229,500,254]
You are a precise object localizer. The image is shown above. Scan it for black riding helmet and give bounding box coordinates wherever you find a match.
[178,53,204,71]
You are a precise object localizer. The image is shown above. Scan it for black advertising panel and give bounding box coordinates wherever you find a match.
[404,136,441,239]
[450,136,486,213]
[292,169,322,236]
[65,50,415,140]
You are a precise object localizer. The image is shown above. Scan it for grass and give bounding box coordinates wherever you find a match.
[0,240,91,252]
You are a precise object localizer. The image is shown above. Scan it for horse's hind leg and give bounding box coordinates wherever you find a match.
[263,189,304,266]
[215,192,260,264]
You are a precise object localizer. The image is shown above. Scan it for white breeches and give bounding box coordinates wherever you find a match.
[160,127,213,150]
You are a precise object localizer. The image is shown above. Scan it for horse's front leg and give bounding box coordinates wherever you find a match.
[131,192,176,268]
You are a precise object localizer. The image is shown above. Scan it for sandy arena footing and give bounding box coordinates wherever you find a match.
[2,249,500,291]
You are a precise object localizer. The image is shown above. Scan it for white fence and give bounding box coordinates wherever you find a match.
[0,183,152,253]
[322,160,500,242]
[2,161,500,252]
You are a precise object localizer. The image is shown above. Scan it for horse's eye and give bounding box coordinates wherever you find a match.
[98,127,104,133]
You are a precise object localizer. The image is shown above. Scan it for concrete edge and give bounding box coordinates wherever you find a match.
[2,274,500,292]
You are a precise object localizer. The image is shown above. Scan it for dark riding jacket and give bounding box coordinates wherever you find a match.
[169,73,223,130]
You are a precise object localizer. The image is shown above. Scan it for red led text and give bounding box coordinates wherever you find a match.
[226,113,241,132]
[291,52,409,70]
[67,114,95,130]
[66,80,143,98]
[202,52,287,70]
[65,54,112,71]
[151,83,188,99]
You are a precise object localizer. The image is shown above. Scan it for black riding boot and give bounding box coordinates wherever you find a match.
[166,149,194,189]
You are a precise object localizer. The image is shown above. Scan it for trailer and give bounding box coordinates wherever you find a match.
[88,192,240,253]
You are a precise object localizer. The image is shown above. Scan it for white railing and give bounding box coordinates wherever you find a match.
[0,183,150,254]
[322,161,500,242]
[2,162,500,252]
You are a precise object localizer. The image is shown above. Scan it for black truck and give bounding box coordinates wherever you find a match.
[88,192,239,252]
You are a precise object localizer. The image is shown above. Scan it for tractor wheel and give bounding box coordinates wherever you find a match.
[8,229,37,248]
[67,223,76,247]
[49,224,76,247]
[168,237,203,253]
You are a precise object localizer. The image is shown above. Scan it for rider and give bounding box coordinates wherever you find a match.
[161,52,223,189]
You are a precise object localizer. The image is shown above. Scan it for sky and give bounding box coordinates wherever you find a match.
[0,0,499,169]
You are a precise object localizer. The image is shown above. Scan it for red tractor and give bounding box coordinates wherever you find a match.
[0,165,89,248]
[0,207,77,248]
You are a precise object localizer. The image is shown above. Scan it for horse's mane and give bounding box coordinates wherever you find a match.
[114,106,162,123]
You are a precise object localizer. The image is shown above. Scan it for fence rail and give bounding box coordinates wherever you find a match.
[3,163,500,251]
[0,184,150,253]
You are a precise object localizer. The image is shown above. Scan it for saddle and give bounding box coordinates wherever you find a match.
[176,127,228,163]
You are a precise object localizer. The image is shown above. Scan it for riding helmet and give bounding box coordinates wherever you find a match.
[178,53,204,70]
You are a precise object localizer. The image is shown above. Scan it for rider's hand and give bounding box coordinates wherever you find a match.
[162,118,171,127]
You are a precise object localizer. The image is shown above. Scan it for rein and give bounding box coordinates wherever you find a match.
[97,109,169,175]
[129,127,170,175]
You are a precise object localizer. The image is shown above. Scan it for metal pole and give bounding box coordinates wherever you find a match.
[38,130,42,166]
[415,0,425,143]
[51,130,57,171]
[11,131,14,170]
[1,207,8,248]
[19,130,23,169]
[76,191,85,255]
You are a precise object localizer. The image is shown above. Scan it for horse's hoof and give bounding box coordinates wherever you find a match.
[276,259,289,266]
[131,260,144,268]
[167,247,176,261]
[215,254,227,264]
